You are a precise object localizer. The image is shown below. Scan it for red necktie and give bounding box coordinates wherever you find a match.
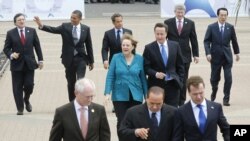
[20,29,26,45]
[177,20,182,35]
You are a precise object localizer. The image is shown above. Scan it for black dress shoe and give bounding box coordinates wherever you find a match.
[223,101,230,106]
[25,102,32,112]
[17,111,23,115]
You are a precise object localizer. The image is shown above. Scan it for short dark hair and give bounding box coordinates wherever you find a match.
[154,23,168,33]
[13,13,25,24]
[111,13,123,23]
[72,10,82,19]
[147,86,165,99]
[217,7,228,16]
[186,76,205,92]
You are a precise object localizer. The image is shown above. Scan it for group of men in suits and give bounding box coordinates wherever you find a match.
[3,3,240,141]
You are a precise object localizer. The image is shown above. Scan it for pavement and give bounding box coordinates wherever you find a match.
[1,3,250,141]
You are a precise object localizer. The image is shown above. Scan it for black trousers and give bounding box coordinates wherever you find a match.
[164,80,180,107]
[210,58,232,102]
[11,63,34,112]
[65,55,86,101]
[179,62,190,106]
[113,91,142,141]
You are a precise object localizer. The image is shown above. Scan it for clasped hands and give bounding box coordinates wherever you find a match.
[135,128,150,140]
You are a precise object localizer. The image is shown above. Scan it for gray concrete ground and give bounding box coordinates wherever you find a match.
[1,3,250,141]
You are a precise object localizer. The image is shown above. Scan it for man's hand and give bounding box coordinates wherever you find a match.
[235,54,240,62]
[38,62,44,70]
[156,72,166,79]
[194,56,199,64]
[11,52,20,60]
[206,55,212,62]
[33,16,43,28]
[103,60,109,69]
[135,128,149,140]
[89,63,94,71]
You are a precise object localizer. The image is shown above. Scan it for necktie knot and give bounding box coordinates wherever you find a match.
[20,29,25,45]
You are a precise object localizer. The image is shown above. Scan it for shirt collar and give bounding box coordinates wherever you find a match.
[17,27,25,32]
[74,24,81,29]
[218,22,225,27]
[74,99,88,111]
[115,28,123,33]
[190,99,206,109]
[157,40,167,47]
[176,18,184,23]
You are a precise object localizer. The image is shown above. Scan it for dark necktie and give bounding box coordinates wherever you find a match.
[221,25,224,39]
[177,20,182,35]
[197,104,206,134]
[117,29,121,47]
[151,112,158,138]
[72,26,78,45]
[20,29,25,45]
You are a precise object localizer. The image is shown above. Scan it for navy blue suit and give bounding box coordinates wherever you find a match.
[119,103,177,141]
[143,40,184,107]
[173,100,230,141]
[204,22,239,103]
[164,17,199,106]
[40,23,94,101]
[102,28,132,63]
[3,27,43,112]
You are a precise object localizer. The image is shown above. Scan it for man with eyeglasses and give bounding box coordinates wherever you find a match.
[119,86,176,141]
[49,78,110,141]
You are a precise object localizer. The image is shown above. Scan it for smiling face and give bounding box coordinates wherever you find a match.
[71,13,81,26]
[122,39,134,56]
[175,9,185,20]
[154,26,167,44]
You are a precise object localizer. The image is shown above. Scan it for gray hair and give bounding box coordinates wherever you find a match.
[174,4,186,12]
[74,78,96,94]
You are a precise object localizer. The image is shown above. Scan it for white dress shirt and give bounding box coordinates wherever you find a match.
[74,100,89,128]
[190,100,207,126]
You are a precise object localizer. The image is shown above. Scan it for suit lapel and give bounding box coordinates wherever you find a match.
[24,28,31,46]
[69,102,84,140]
[186,102,201,130]
[205,100,215,132]
[79,24,85,44]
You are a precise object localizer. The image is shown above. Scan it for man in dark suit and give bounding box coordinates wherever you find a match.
[119,86,176,141]
[102,13,132,69]
[164,4,199,106]
[204,7,240,106]
[143,23,184,107]
[3,13,44,115]
[34,10,94,102]
[173,76,230,141]
[49,78,110,141]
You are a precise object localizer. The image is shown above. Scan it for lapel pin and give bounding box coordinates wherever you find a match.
[27,30,29,32]
[185,22,187,24]
[91,109,95,113]
[211,106,214,109]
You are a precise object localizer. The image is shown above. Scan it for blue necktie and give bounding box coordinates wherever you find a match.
[160,44,168,66]
[151,113,158,138]
[197,104,206,134]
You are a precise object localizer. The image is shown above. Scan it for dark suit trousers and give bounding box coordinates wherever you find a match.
[164,80,180,107]
[113,91,141,141]
[11,63,34,112]
[210,57,232,102]
[179,63,190,106]
[65,55,86,101]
